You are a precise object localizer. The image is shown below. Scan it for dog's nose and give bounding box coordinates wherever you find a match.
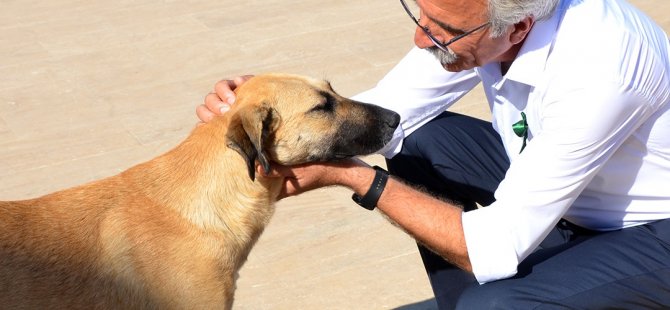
[386,112,401,129]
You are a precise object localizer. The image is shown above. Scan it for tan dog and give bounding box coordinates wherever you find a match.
[0,73,400,309]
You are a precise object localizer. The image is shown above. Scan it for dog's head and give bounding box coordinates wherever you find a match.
[225,73,400,180]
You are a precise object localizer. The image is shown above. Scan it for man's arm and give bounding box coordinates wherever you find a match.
[266,159,472,272]
[373,167,472,271]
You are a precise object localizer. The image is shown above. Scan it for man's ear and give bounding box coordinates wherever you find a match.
[225,103,277,180]
[509,16,535,44]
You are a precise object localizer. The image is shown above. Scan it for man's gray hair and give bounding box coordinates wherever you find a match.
[487,0,561,37]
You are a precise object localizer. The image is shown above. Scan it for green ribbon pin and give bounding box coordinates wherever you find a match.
[512,112,528,154]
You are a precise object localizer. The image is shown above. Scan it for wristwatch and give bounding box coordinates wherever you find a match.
[351,166,389,210]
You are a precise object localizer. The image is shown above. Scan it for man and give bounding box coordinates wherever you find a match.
[198,0,670,308]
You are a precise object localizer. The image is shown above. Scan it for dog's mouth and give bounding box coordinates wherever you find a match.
[332,153,356,160]
[306,153,354,162]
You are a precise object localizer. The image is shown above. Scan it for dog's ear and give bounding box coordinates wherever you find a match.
[226,103,276,181]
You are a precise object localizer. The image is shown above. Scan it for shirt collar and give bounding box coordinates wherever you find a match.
[500,0,568,87]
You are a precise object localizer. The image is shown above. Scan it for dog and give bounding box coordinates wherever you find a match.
[0,73,400,309]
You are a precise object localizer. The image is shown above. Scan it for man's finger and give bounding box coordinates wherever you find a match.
[214,80,238,105]
[204,92,230,115]
[195,104,216,123]
[234,75,254,87]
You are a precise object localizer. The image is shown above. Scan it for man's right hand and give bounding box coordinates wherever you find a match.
[196,75,254,123]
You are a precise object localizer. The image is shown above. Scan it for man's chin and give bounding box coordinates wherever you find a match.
[441,62,466,72]
[441,59,480,72]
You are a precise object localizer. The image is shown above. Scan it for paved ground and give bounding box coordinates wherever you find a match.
[1,0,668,309]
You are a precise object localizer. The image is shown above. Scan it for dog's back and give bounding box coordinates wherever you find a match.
[0,175,176,308]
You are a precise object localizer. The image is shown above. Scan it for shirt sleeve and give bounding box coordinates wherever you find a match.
[463,79,662,283]
[351,47,481,158]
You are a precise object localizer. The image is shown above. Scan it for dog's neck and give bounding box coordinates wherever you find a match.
[121,115,282,248]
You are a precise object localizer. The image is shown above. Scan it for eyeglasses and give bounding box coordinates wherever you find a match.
[400,0,490,53]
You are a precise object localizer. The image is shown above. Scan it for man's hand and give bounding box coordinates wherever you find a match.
[196,75,254,122]
[258,158,373,199]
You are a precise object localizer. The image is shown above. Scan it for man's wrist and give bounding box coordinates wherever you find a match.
[351,166,389,210]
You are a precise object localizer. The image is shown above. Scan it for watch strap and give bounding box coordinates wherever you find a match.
[351,166,389,210]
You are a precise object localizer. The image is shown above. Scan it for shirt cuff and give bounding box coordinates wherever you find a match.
[462,206,520,283]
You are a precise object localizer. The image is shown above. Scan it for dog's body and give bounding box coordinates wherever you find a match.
[0,73,399,309]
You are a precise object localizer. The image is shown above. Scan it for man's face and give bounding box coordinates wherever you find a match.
[412,0,514,71]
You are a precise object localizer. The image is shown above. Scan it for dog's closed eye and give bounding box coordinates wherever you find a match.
[310,91,336,113]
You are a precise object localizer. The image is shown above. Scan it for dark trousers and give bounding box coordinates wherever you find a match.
[386,111,670,309]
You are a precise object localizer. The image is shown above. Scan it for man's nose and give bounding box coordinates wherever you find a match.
[413,26,436,49]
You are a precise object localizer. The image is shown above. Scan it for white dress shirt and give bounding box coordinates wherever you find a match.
[353,0,670,283]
